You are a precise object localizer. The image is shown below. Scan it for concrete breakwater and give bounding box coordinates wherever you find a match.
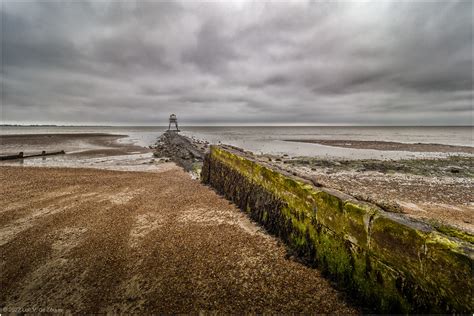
[201,145,473,313]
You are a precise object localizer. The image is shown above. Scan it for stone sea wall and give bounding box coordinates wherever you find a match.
[201,145,473,313]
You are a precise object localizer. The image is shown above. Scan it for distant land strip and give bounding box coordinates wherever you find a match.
[284,139,474,154]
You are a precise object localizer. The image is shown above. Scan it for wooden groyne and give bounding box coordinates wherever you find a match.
[0,150,65,161]
[201,145,474,313]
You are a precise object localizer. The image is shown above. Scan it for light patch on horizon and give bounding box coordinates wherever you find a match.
[1,0,472,125]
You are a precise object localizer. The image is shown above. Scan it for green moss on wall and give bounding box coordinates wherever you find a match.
[432,223,474,244]
[423,232,474,312]
[202,145,474,313]
[370,212,430,280]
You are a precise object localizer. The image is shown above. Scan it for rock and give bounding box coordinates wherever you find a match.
[153,131,206,171]
[310,177,323,187]
[446,166,462,173]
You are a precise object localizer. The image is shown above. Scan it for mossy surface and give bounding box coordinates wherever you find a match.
[370,212,430,279]
[202,145,474,313]
[423,232,474,312]
[432,222,474,243]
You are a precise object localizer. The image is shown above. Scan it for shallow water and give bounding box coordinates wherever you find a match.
[182,126,473,160]
[0,126,161,147]
[1,125,472,160]
[1,152,176,173]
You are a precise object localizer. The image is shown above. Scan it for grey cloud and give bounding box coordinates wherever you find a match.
[91,35,171,74]
[182,19,239,73]
[2,0,472,125]
[2,12,84,70]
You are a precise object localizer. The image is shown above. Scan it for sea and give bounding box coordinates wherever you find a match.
[1,126,472,160]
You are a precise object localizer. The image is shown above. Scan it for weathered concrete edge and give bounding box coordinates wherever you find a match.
[201,145,474,313]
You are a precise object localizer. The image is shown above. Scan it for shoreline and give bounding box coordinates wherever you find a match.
[0,132,160,172]
[0,133,143,154]
[0,133,148,156]
[2,131,473,232]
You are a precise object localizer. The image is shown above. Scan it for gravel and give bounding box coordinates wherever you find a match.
[0,166,359,314]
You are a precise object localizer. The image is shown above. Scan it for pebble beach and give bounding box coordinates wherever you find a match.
[1,129,472,313]
[0,132,359,313]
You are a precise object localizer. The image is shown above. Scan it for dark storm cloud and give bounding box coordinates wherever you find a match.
[2,0,472,125]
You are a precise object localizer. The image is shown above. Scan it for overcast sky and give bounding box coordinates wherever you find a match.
[1,0,473,125]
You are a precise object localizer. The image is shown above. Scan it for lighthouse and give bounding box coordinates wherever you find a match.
[168,114,179,132]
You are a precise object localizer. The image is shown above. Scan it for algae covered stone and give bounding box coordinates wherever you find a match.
[203,145,474,313]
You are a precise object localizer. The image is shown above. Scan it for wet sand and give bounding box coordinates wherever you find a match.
[0,133,149,157]
[0,166,358,314]
[285,139,474,154]
[0,133,160,172]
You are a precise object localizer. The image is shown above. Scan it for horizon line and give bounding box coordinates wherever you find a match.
[1,124,473,128]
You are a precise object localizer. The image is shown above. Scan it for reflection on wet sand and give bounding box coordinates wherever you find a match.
[0,133,171,172]
[0,133,146,155]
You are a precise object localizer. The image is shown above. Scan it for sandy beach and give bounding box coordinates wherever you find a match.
[0,166,358,313]
[1,130,473,312]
